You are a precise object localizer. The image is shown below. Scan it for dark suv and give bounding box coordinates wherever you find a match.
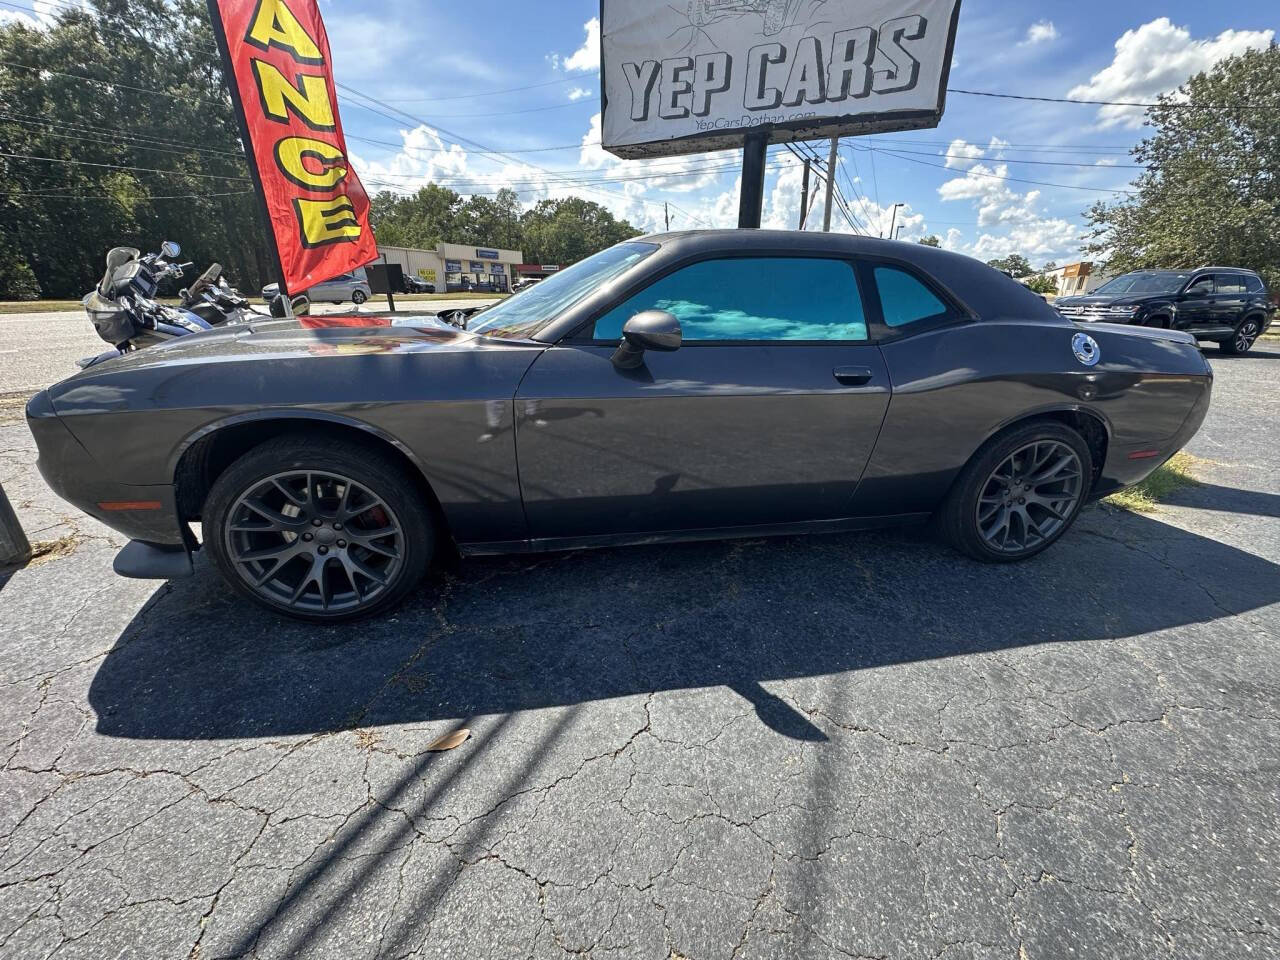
[1057,267,1274,355]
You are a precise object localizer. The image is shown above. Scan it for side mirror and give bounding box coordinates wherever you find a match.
[611,310,682,369]
[160,240,181,259]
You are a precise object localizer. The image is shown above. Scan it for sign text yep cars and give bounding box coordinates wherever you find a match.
[601,0,961,158]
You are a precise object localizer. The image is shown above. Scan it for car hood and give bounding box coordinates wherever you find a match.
[49,314,538,401]
[1057,294,1144,307]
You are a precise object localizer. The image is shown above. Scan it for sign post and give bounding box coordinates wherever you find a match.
[599,1,962,228]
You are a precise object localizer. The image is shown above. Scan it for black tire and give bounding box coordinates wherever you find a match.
[204,435,434,622]
[351,290,368,306]
[938,421,1093,563]
[1219,315,1262,355]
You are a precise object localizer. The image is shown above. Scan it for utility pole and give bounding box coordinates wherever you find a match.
[887,202,904,241]
[894,225,904,241]
[664,202,670,231]
[798,158,811,229]
[0,483,30,567]
[822,136,839,232]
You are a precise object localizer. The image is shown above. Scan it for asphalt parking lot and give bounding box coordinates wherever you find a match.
[1,323,1278,960]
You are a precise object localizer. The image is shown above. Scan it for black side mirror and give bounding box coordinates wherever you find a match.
[611,310,682,369]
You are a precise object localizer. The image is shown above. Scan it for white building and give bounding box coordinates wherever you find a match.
[378,242,523,293]
[1041,262,1114,298]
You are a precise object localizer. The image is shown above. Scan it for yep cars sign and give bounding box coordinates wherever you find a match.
[601,0,961,159]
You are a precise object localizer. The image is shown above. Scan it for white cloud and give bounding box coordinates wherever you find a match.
[562,17,600,73]
[943,137,1010,171]
[1069,17,1274,128]
[936,163,1082,260]
[567,87,593,101]
[1022,21,1059,45]
[0,0,88,29]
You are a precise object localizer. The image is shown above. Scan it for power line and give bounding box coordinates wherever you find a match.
[376,73,600,103]
[851,144,1137,195]
[0,58,225,107]
[0,188,253,201]
[336,81,710,226]
[946,87,1189,109]
[0,116,248,163]
[0,111,245,159]
[844,142,1144,170]
[0,150,251,182]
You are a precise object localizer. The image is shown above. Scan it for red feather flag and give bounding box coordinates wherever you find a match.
[208,0,378,296]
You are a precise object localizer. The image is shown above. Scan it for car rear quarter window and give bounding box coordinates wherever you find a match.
[1245,275,1266,294]
[872,266,950,327]
[591,257,867,342]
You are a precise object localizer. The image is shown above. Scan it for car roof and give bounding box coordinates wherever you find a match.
[630,230,1064,325]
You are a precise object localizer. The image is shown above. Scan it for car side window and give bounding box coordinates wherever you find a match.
[1186,276,1215,295]
[590,257,867,342]
[1214,275,1247,295]
[1245,276,1265,294]
[872,266,950,328]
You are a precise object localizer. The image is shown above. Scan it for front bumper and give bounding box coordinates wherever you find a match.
[26,389,190,548]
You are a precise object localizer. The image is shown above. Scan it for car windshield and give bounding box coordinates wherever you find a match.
[1094,271,1192,295]
[468,242,659,339]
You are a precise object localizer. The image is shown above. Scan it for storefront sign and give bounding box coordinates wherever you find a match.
[207,0,377,293]
[469,261,486,273]
[445,260,462,273]
[475,249,500,260]
[600,0,962,158]
[490,263,505,274]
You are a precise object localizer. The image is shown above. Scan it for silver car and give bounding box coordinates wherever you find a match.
[262,269,372,306]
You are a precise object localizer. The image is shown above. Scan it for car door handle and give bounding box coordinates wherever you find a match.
[833,366,874,386]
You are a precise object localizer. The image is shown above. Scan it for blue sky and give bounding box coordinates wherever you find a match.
[9,0,1275,265]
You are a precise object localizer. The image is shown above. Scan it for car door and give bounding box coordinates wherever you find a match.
[513,256,891,541]
[1177,275,1215,331]
[1213,273,1248,328]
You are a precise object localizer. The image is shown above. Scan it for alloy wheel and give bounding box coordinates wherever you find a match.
[224,470,404,615]
[1235,320,1259,353]
[976,440,1084,555]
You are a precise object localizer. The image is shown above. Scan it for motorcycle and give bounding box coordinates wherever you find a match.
[179,262,259,327]
[78,242,260,368]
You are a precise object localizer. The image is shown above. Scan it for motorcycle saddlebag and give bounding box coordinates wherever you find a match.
[82,291,139,347]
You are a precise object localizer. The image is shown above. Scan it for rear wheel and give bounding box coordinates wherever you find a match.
[1219,316,1261,355]
[939,421,1093,563]
[204,436,434,622]
[352,290,368,306]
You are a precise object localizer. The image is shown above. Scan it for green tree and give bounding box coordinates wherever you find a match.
[1084,45,1280,288]
[369,184,464,248]
[519,197,641,265]
[1024,274,1058,295]
[456,189,522,250]
[917,235,941,247]
[0,0,273,298]
[986,254,1034,278]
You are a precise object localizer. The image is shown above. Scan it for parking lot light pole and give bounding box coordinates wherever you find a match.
[0,482,31,566]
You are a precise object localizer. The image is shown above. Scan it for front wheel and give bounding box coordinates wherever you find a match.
[351,290,368,306]
[1219,317,1261,355]
[204,436,434,622]
[938,422,1093,563]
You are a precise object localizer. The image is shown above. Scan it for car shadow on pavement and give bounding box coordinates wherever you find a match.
[1162,482,1280,519]
[88,507,1280,744]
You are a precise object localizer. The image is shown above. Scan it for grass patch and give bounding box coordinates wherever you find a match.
[1105,452,1203,513]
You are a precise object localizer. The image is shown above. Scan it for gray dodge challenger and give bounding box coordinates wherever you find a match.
[27,231,1213,621]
